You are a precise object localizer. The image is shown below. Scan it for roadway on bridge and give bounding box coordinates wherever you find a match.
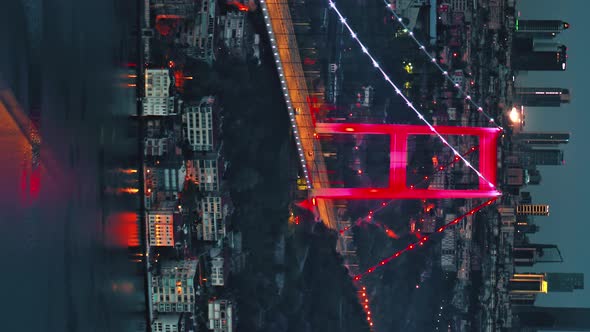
[263,0,340,232]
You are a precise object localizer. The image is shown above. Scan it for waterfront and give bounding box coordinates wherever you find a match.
[0,1,148,331]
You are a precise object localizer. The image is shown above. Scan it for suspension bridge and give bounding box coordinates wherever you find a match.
[260,0,502,328]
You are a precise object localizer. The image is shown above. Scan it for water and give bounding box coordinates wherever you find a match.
[0,1,148,331]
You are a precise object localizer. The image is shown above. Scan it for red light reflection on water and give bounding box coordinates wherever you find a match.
[106,212,140,248]
[30,168,41,199]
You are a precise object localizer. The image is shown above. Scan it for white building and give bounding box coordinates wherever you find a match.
[182,96,216,152]
[219,12,246,55]
[182,0,216,63]
[159,164,187,197]
[208,299,235,332]
[145,137,170,157]
[147,210,175,247]
[145,69,171,98]
[144,69,174,116]
[196,159,219,192]
[450,0,468,12]
[210,247,225,286]
[144,96,175,116]
[152,313,182,332]
[200,196,225,241]
[441,214,457,272]
[361,86,374,107]
[152,260,198,313]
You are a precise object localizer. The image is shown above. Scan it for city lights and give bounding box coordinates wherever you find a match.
[327,1,500,190]
[381,0,501,128]
[337,145,480,236]
[352,197,498,281]
[508,106,524,126]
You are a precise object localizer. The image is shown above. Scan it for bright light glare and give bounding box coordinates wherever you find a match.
[508,107,521,123]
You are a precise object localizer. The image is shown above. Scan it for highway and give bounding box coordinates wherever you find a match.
[261,0,342,232]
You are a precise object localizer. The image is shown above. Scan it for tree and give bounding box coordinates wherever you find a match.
[230,167,261,192]
[180,180,202,212]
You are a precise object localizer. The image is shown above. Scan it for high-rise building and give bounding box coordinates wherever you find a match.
[147,210,175,247]
[143,69,174,116]
[195,159,220,192]
[515,19,570,38]
[449,0,468,12]
[515,132,570,146]
[524,148,565,166]
[509,293,537,306]
[525,168,542,185]
[152,313,183,332]
[208,299,235,332]
[513,306,590,331]
[186,0,217,64]
[219,12,247,56]
[512,45,567,71]
[200,196,226,241]
[152,0,197,17]
[182,96,216,152]
[509,273,548,294]
[515,87,571,107]
[210,247,226,286]
[516,204,549,216]
[508,272,584,297]
[440,221,457,272]
[546,273,584,292]
[153,160,187,199]
[145,137,171,157]
[152,260,197,313]
[513,244,563,267]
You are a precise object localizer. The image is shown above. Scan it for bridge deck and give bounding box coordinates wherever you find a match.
[260,0,343,233]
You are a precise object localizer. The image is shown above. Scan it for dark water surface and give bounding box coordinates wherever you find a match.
[1,1,147,331]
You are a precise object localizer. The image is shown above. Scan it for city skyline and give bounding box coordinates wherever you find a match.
[517,0,590,311]
[2,0,590,331]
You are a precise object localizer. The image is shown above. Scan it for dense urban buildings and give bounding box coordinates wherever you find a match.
[131,0,584,331]
[515,87,571,107]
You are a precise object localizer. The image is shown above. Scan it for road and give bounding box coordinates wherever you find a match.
[261,0,341,234]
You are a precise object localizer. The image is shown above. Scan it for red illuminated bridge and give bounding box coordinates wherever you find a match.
[260,0,501,229]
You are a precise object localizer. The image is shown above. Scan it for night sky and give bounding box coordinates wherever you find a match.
[516,0,590,312]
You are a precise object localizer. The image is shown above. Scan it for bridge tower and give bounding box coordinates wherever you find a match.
[312,123,501,200]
